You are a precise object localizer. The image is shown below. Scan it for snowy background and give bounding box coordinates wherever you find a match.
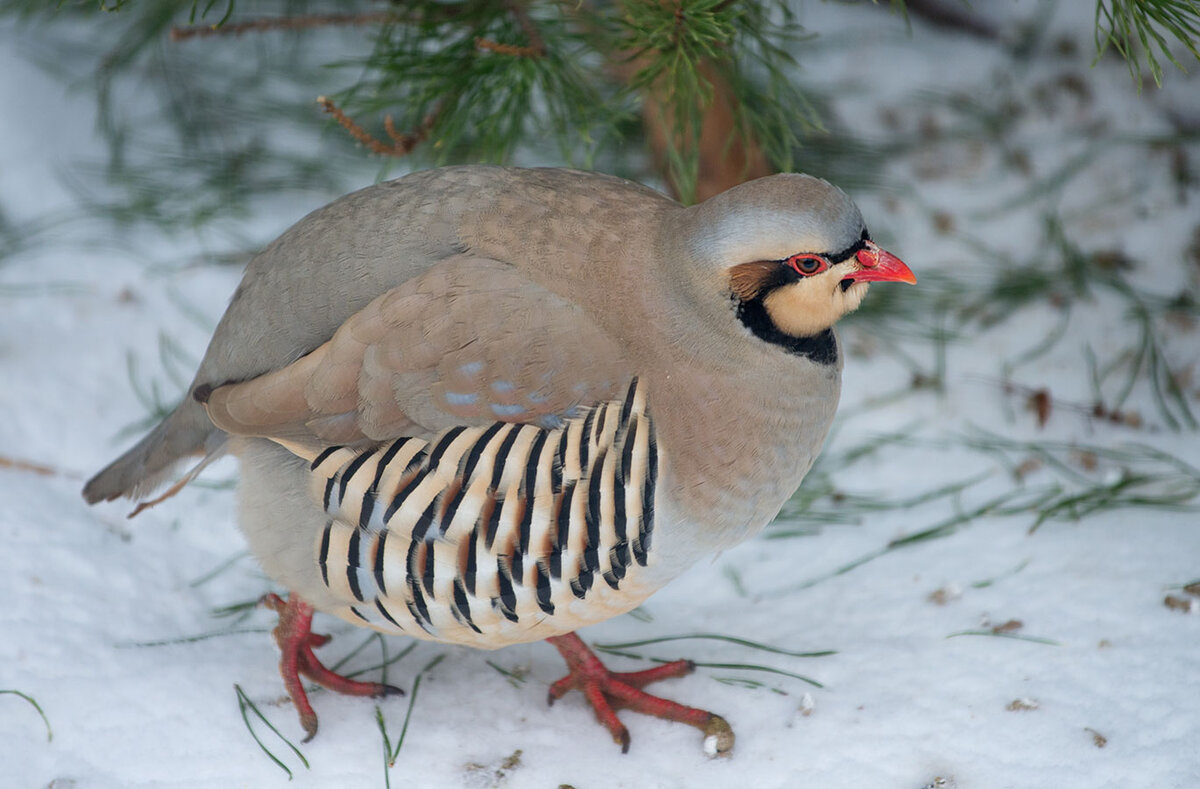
[2,2,1199,787]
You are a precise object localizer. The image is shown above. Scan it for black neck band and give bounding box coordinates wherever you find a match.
[735,297,838,365]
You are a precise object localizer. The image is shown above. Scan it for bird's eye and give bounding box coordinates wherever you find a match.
[786,254,828,277]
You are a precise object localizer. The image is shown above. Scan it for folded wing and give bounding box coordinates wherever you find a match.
[201,256,633,451]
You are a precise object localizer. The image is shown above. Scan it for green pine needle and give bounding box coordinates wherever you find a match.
[1095,0,1200,87]
[233,683,309,780]
[593,633,835,659]
[0,689,53,742]
[946,630,1060,646]
[388,653,445,764]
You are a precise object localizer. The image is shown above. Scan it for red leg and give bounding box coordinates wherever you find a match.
[546,632,735,756]
[261,593,404,742]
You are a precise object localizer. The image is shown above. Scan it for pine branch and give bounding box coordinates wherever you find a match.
[336,1,623,168]
[169,10,398,42]
[615,0,814,201]
[8,0,1196,228]
[1094,0,1200,87]
[638,59,772,201]
[318,96,438,158]
[474,2,548,61]
[474,37,543,58]
[501,0,546,56]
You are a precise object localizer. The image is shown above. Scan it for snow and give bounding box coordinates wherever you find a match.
[3,2,1199,787]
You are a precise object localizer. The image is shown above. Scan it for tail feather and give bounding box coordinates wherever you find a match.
[83,399,224,504]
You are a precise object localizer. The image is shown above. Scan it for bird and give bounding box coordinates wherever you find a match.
[83,165,914,755]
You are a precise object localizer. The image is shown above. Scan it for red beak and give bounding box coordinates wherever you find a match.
[852,241,916,284]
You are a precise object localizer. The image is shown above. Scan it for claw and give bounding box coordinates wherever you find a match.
[702,715,735,758]
[264,593,404,739]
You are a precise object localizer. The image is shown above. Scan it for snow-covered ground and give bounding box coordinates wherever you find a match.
[2,2,1198,787]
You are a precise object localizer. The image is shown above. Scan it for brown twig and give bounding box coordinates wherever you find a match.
[506,0,547,55]
[0,455,68,478]
[169,11,397,42]
[474,37,543,58]
[475,1,547,58]
[317,96,438,158]
[978,376,1145,429]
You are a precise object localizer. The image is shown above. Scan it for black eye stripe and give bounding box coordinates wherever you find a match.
[831,230,870,264]
[784,228,869,267]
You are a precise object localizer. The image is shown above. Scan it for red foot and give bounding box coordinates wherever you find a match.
[261,593,404,741]
[546,632,735,756]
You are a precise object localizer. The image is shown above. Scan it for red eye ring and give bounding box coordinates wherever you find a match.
[786,254,829,277]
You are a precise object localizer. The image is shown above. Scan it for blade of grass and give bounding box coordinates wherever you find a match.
[390,653,445,763]
[233,684,309,780]
[327,632,385,674]
[592,643,827,689]
[119,628,269,647]
[485,659,528,687]
[946,630,1060,646]
[1002,307,1072,379]
[723,565,749,597]
[971,559,1032,588]
[189,550,250,588]
[625,606,654,622]
[342,641,418,682]
[713,676,788,694]
[591,633,835,659]
[690,662,824,688]
[210,598,262,626]
[0,689,53,742]
[782,485,1056,593]
[375,705,394,789]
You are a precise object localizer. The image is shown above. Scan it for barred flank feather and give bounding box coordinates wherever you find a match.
[280,378,658,644]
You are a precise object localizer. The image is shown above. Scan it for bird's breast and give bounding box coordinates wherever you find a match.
[645,346,842,556]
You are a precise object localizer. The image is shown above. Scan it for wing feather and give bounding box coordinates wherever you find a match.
[202,256,629,450]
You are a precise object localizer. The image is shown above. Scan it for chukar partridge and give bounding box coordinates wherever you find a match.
[84,165,914,754]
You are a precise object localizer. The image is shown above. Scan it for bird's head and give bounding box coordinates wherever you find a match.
[680,173,915,348]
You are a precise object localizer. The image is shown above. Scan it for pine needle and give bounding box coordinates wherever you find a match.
[946,630,1060,646]
[485,659,528,687]
[188,550,250,588]
[971,559,1032,589]
[375,705,395,789]
[0,689,53,742]
[390,653,445,764]
[233,684,309,780]
[1095,0,1200,87]
[713,676,788,695]
[119,628,269,647]
[341,640,418,682]
[593,633,835,659]
[690,662,824,688]
[592,633,832,691]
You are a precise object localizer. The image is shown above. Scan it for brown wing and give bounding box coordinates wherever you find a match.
[200,256,631,450]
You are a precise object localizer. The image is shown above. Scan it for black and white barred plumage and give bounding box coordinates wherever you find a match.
[285,378,660,647]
